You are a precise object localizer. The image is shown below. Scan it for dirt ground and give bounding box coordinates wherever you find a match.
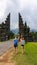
[0,47,16,65]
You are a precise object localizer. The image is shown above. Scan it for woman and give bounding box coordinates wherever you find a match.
[20,37,25,54]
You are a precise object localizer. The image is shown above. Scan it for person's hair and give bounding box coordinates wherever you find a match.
[22,37,24,40]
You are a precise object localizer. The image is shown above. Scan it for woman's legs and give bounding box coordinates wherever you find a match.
[21,45,24,54]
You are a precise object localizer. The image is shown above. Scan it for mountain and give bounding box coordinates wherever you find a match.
[12,28,19,34]
[30,29,37,32]
[12,28,37,34]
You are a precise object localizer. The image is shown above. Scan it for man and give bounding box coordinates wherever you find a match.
[13,36,18,53]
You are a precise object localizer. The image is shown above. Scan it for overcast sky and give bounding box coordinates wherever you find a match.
[0,0,37,30]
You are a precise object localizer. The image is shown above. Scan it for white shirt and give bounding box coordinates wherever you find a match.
[21,39,25,45]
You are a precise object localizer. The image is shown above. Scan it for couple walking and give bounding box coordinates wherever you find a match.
[13,35,25,54]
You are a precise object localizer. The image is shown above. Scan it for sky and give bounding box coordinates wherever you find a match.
[0,0,37,30]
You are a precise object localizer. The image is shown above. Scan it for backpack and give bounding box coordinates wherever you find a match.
[14,39,18,45]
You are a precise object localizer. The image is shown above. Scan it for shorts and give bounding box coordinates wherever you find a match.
[21,44,24,46]
[14,44,18,48]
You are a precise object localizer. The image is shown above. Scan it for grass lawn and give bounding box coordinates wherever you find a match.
[12,42,37,65]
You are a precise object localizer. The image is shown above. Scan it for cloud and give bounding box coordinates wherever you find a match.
[0,0,7,19]
[0,0,37,30]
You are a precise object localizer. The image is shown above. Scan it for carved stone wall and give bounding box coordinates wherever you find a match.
[0,13,10,41]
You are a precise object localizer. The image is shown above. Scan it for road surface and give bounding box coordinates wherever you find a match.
[0,40,13,56]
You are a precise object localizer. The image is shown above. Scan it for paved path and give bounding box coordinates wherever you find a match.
[0,40,16,65]
[0,40,13,56]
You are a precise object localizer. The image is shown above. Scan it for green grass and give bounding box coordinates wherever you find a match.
[12,42,37,65]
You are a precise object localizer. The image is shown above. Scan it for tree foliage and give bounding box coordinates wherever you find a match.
[10,31,14,39]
